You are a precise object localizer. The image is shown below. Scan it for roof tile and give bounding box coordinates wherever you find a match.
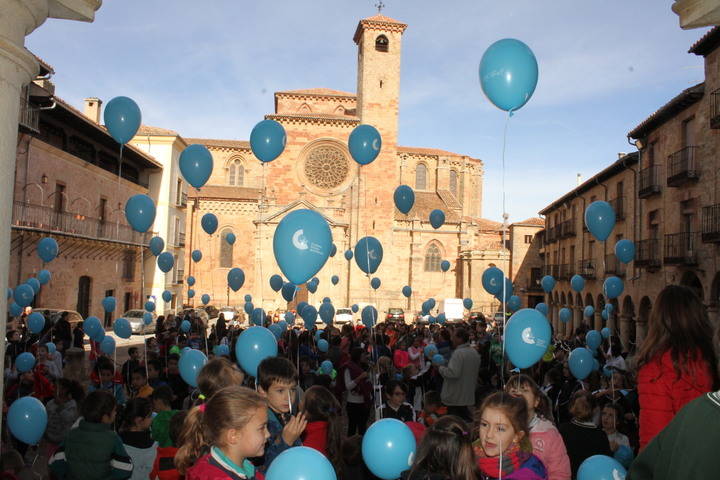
[276,88,356,97]
[185,138,251,149]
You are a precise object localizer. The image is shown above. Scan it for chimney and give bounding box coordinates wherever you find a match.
[617,152,627,159]
[83,97,102,124]
[576,173,583,186]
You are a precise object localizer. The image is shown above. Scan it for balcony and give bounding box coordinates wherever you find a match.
[175,269,184,284]
[639,166,661,198]
[577,259,596,279]
[635,238,661,270]
[560,219,576,238]
[12,201,150,247]
[609,196,625,221]
[558,263,571,280]
[664,232,699,265]
[702,204,720,243]
[177,192,188,208]
[667,146,699,187]
[544,264,558,278]
[713,88,720,129]
[18,96,39,133]
[604,254,627,277]
[176,231,185,247]
[545,226,557,244]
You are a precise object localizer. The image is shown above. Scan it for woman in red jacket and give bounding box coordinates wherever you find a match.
[300,385,343,471]
[636,285,719,449]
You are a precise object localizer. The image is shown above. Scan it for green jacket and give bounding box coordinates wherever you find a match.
[151,410,178,448]
[48,420,133,479]
[628,391,720,480]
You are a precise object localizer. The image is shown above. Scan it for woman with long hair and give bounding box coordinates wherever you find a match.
[635,285,719,449]
[300,385,344,471]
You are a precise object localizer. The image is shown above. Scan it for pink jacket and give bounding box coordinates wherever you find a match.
[529,418,571,480]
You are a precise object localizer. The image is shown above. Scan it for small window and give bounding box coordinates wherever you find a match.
[524,235,533,244]
[416,164,427,190]
[375,35,389,52]
[228,160,244,186]
[424,244,442,272]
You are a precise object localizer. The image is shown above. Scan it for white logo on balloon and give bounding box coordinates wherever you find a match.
[613,469,625,480]
[372,139,380,151]
[521,327,536,345]
[368,249,377,260]
[292,230,308,250]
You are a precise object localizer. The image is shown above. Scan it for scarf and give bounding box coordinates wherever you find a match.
[475,441,531,478]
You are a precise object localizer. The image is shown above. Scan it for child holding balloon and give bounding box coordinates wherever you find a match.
[300,385,343,471]
[175,386,269,479]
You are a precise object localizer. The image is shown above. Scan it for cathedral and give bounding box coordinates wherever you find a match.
[137,14,543,316]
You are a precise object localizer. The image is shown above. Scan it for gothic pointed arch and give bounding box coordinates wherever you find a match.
[416,163,427,190]
[424,242,443,272]
[226,156,245,186]
[298,103,312,114]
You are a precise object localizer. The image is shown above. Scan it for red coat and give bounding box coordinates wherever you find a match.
[638,350,714,449]
[302,421,328,456]
[187,454,264,480]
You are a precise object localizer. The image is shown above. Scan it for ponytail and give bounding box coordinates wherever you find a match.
[175,405,207,474]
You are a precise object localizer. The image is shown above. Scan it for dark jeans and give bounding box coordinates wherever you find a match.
[346,402,369,436]
[447,405,473,423]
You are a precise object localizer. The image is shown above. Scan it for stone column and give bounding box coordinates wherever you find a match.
[0,0,101,425]
[594,311,603,331]
[619,314,633,351]
[636,320,648,348]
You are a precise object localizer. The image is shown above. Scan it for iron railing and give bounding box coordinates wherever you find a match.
[639,165,661,198]
[667,146,699,186]
[558,263,571,280]
[636,238,661,269]
[604,253,627,277]
[175,269,184,284]
[702,204,720,243]
[577,259,596,278]
[560,219,576,238]
[711,88,720,129]
[176,231,185,247]
[18,95,39,132]
[664,232,698,265]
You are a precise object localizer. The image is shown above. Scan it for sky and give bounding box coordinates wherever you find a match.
[27,0,709,223]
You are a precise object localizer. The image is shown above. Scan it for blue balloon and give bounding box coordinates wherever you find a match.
[245,294,252,302]
[37,270,51,285]
[331,275,339,285]
[351,304,359,313]
[577,455,627,480]
[103,96,141,144]
[268,323,283,340]
[307,280,318,294]
[227,268,245,292]
[505,309,551,369]
[281,283,297,302]
[601,308,609,321]
[297,302,309,316]
[143,312,153,325]
[330,244,337,257]
[215,344,230,357]
[479,38,538,112]
[319,302,335,325]
[250,119,286,163]
[593,358,600,372]
[8,396,47,445]
[201,213,218,235]
[361,305,378,328]
[429,209,445,229]
[201,294,211,305]
[226,232,236,245]
[601,327,611,339]
[440,260,451,272]
[45,342,56,354]
[370,277,381,290]
[187,276,196,286]
[301,306,317,328]
[424,345,438,358]
[606,303,614,315]
[37,237,59,263]
[125,194,156,233]
[614,445,634,470]
[569,347,594,380]
[102,296,116,313]
[585,201,616,242]
[482,267,504,295]
[586,330,602,350]
[179,144,213,189]
[7,287,12,299]
[344,249,353,261]
[25,278,40,295]
[615,239,636,264]
[27,312,44,334]
[535,303,548,316]
[83,316,102,338]
[162,290,172,303]
[181,320,191,333]
[235,326,278,377]
[9,302,22,317]
[114,318,132,339]
[507,295,521,312]
[16,352,36,373]
[318,339,329,353]
[571,274,585,293]
[541,275,556,293]
[604,276,624,300]
[584,305,595,318]
[354,236,383,275]
[559,308,572,323]
[251,308,265,326]
[495,278,514,303]
[348,124,381,165]
[273,209,332,285]
[13,284,34,308]
[144,301,156,312]
[191,250,202,263]
[179,349,207,387]
[283,312,294,324]
[428,298,436,309]
[149,236,164,256]
[269,274,283,292]
[187,289,195,299]
[265,446,336,480]
[157,252,174,273]
[437,313,447,324]
[432,353,445,365]
[100,336,116,355]
[402,286,412,298]
[320,359,333,374]
[393,185,415,214]
[421,300,431,315]
[362,419,416,480]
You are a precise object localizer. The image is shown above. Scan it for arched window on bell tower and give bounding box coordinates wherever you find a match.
[375,34,389,52]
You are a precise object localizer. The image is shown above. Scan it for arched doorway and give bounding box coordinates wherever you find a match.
[680,270,704,302]
[77,276,92,319]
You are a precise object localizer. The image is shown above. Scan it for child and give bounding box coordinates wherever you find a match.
[122,347,141,386]
[474,392,547,480]
[506,374,571,480]
[164,354,186,409]
[558,391,611,478]
[120,398,158,480]
[402,415,478,480]
[150,411,186,480]
[62,347,87,387]
[45,378,83,445]
[130,367,154,399]
[37,344,61,380]
[151,385,178,447]
[600,403,629,453]
[49,390,134,479]
[147,359,167,389]
[89,357,126,406]
[175,386,269,479]
[300,385,343,470]
[339,435,375,480]
[257,356,306,469]
[378,380,416,423]
[419,390,447,427]
[193,357,245,408]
